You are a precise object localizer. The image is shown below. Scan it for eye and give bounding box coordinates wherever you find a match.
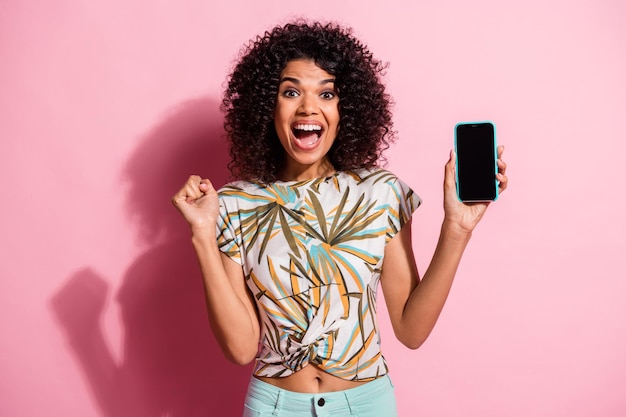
[282,88,299,98]
[320,91,336,100]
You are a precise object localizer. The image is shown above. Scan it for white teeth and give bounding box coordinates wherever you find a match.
[294,124,322,131]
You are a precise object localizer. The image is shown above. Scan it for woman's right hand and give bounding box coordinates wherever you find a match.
[171,175,220,233]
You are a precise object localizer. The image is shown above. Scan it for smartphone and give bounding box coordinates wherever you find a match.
[454,121,498,202]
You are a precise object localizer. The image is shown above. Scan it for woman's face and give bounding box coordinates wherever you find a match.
[274,59,340,180]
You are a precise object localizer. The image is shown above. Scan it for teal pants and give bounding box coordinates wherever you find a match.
[242,374,398,417]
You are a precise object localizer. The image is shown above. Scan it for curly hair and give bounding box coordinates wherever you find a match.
[221,20,395,183]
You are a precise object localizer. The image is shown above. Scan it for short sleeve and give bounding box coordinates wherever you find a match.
[385,176,421,241]
[216,195,243,265]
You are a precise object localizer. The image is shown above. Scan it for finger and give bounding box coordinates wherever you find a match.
[496,152,508,192]
[172,175,203,206]
[198,179,217,195]
[186,176,216,202]
[184,175,204,200]
[497,173,508,192]
[497,158,507,175]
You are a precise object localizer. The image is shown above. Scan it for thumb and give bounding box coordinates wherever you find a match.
[198,179,217,196]
[444,150,456,188]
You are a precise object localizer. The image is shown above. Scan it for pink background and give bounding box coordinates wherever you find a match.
[1,1,625,416]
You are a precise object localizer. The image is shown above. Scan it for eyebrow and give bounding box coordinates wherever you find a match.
[279,76,336,85]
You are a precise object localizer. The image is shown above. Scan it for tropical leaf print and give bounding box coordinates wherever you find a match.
[217,169,420,381]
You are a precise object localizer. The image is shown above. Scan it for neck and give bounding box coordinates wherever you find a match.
[278,159,336,181]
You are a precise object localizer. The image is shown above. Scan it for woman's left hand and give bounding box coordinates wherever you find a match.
[442,145,508,235]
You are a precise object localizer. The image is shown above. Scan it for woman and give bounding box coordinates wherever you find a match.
[172,21,507,417]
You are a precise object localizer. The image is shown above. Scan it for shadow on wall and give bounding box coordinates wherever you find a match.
[51,97,252,416]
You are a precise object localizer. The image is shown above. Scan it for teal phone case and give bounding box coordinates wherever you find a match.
[454,121,499,202]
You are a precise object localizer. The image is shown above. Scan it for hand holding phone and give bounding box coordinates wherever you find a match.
[454,121,498,202]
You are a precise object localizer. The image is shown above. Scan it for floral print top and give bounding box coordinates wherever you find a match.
[217,169,420,381]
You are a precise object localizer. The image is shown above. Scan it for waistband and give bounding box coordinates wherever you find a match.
[246,374,394,413]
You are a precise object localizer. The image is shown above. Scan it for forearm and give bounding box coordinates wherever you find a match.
[399,221,471,348]
[191,230,259,364]
[389,148,507,349]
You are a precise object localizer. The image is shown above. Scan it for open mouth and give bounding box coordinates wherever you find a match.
[291,123,323,147]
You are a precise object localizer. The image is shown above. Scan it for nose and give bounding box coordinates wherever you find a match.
[297,93,318,115]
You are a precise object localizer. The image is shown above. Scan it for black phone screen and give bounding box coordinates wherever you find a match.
[455,122,497,201]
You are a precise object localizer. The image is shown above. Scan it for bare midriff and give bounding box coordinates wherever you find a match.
[256,363,370,393]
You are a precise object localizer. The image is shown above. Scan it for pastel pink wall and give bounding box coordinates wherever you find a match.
[1,1,625,416]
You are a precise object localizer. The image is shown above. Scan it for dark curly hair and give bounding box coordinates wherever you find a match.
[221,20,395,183]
